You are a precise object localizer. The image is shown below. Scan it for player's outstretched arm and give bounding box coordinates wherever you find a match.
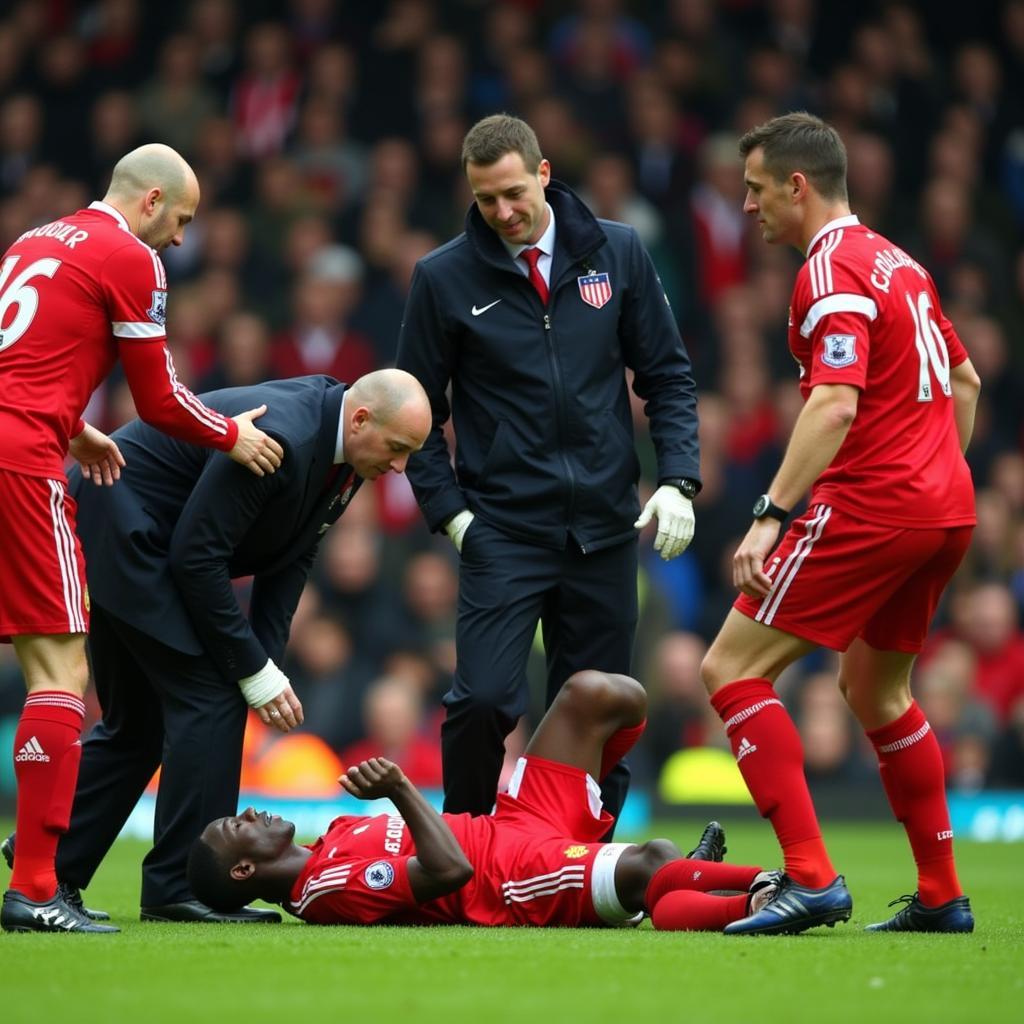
[340,758,473,901]
[228,405,285,477]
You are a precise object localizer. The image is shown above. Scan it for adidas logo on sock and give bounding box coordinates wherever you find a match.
[736,736,757,762]
[15,736,50,763]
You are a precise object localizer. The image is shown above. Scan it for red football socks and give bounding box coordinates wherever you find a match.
[599,720,646,782]
[652,891,749,931]
[645,857,761,910]
[711,678,836,888]
[10,691,85,902]
[867,701,962,906]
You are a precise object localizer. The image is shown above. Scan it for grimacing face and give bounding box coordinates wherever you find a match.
[466,151,551,246]
[742,147,798,247]
[204,807,296,864]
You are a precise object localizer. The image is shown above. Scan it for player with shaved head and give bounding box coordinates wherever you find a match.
[0,142,284,934]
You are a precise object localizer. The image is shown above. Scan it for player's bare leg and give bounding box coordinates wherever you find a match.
[2,634,117,933]
[702,611,851,935]
[840,639,973,932]
[524,670,646,781]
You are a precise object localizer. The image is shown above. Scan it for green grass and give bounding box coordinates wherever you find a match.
[2,820,1021,1024]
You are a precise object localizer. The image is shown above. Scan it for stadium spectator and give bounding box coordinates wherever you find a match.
[338,674,443,788]
[0,143,283,934]
[270,244,376,383]
[700,113,980,935]
[396,113,700,829]
[44,370,430,926]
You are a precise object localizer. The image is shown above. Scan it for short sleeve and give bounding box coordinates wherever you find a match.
[98,241,168,342]
[294,857,417,924]
[798,260,877,390]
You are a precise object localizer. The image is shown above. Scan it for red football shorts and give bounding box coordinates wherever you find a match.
[496,755,614,842]
[0,469,89,641]
[490,756,628,927]
[734,503,972,653]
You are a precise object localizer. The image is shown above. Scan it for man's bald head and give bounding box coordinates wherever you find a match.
[347,368,431,426]
[105,143,196,205]
[102,143,201,251]
[343,369,432,479]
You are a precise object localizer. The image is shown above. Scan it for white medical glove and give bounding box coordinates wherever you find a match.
[634,485,695,561]
[444,509,475,554]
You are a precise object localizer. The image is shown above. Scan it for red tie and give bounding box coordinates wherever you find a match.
[521,247,549,305]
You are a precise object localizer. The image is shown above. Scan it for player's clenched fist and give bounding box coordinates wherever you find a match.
[338,757,408,800]
[228,404,285,476]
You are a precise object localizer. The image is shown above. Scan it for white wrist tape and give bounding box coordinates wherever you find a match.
[238,659,289,707]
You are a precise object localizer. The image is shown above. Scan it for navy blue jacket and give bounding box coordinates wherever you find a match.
[71,376,361,682]
[396,180,699,553]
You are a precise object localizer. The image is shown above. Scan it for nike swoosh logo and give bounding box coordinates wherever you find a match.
[471,300,502,316]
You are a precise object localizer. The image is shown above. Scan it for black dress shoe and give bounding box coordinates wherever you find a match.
[140,899,281,923]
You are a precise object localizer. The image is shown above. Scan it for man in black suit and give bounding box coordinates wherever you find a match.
[44,370,431,923]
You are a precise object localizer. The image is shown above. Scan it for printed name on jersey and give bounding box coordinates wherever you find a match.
[147,289,168,325]
[869,246,926,294]
[822,334,857,368]
[15,221,89,249]
[364,861,396,889]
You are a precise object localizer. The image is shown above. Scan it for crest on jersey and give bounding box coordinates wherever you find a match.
[364,861,395,889]
[577,272,612,309]
[821,334,857,368]
[564,845,589,859]
[147,289,168,326]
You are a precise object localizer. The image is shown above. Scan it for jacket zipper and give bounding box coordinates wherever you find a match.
[542,310,578,545]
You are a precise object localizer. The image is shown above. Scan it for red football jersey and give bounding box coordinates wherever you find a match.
[287,806,608,928]
[789,215,975,528]
[0,202,236,478]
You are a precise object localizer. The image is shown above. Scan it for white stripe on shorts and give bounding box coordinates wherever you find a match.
[756,504,832,627]
[48,479,85,633]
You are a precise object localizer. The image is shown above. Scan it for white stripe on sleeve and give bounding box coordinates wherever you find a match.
[799,293,878,338]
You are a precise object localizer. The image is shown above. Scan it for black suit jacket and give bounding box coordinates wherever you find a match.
[72,375,361,681]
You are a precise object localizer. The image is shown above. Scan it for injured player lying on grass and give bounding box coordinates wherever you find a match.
[188,671,785,932]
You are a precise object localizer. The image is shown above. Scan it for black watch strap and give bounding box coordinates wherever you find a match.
[660,477,699,500]
[753,494,790,522]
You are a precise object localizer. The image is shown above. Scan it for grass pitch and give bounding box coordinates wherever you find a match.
[1,819,1021,1024]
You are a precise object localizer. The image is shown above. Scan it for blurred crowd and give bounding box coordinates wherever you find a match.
[1,0,1023,800]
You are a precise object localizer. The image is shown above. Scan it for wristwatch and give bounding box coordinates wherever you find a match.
[661,477,700,500]
[752,494,790,522]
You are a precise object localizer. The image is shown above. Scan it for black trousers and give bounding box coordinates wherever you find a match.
[443,519,638,824]
[57,606,248,906]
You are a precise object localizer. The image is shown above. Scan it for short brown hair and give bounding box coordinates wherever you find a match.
[461,114,542,172]
[739,112,848,202]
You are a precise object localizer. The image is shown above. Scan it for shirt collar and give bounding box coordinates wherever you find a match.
[805,214,860,257]
[88,200,132,233]
[333,391,347,464]
[502,203,556,262]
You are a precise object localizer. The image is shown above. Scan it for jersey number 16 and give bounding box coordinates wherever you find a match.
[0,255,62,353]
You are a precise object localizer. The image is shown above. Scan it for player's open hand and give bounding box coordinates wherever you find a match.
[338,757,407,800]
[70,422,126,486]
[229,405,285,477]
[733,518,782,598]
